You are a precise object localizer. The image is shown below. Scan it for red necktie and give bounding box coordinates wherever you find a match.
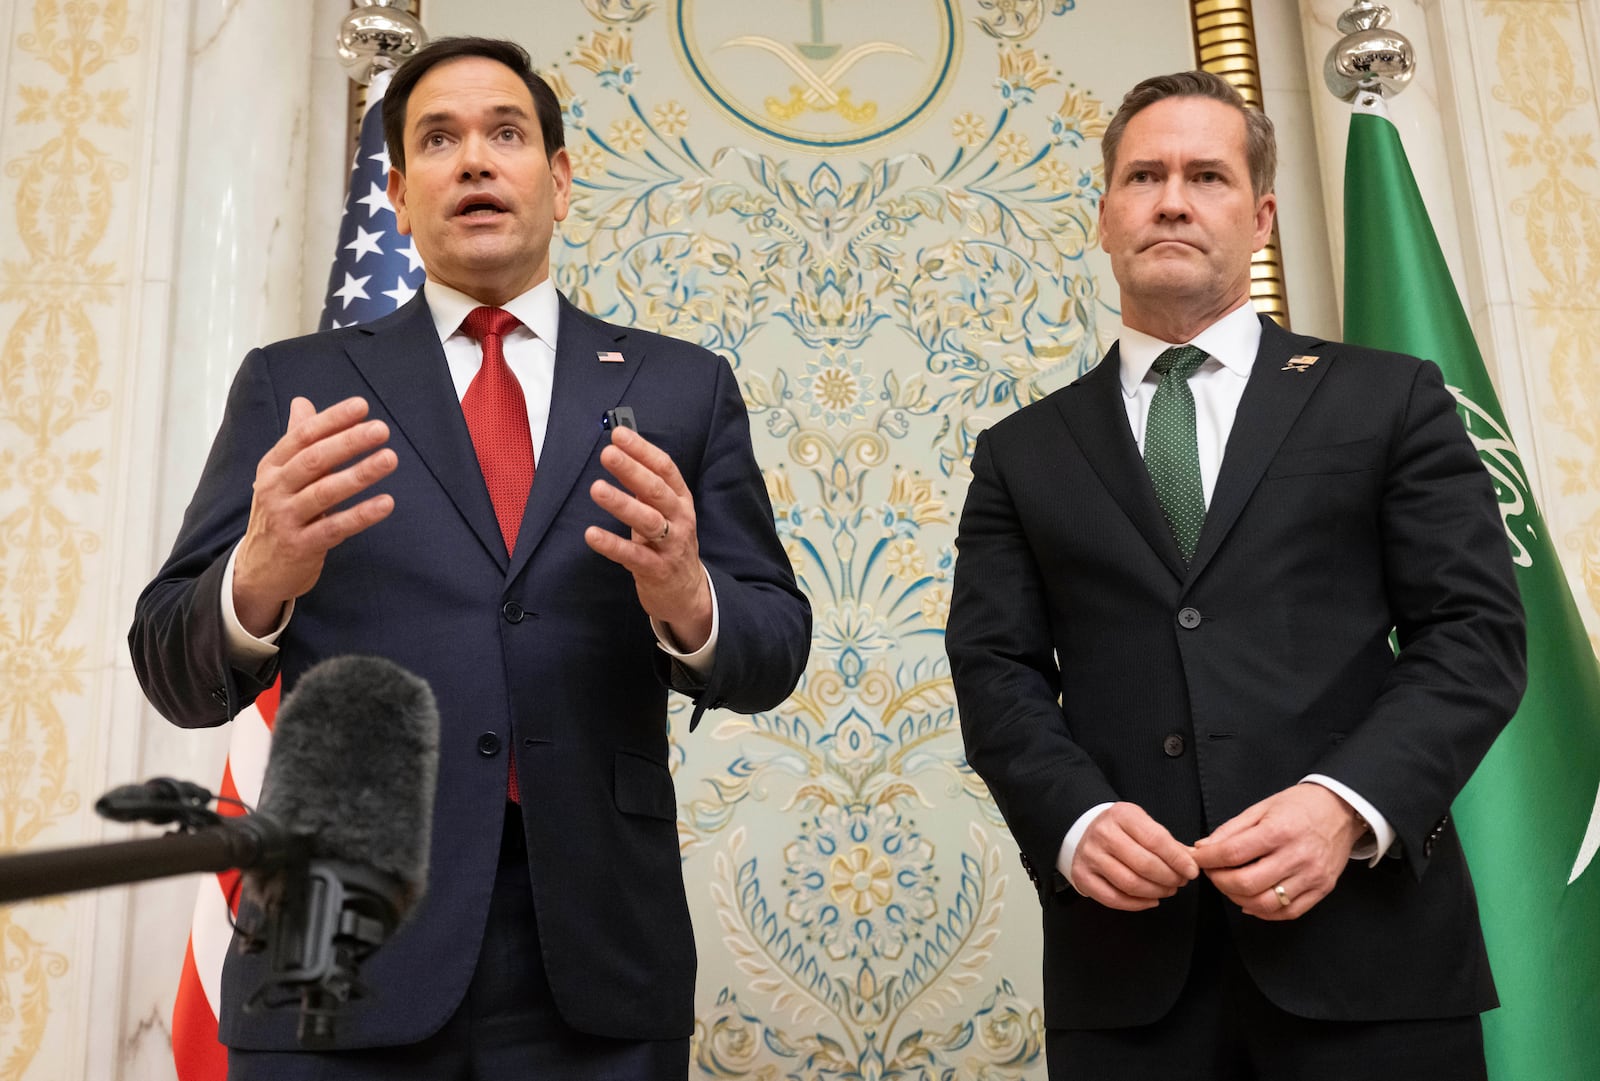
[460,305,534,803]
[461,306,535,552]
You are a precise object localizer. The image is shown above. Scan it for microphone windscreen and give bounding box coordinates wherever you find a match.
[255,655,439,913]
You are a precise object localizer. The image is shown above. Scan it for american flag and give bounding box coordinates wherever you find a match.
[318,69,427,329]
[171,67,423,1081]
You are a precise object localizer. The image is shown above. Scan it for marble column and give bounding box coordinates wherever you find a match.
[118,1,321,1078]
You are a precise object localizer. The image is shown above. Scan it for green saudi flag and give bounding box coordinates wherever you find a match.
[1343,94,1600,1079]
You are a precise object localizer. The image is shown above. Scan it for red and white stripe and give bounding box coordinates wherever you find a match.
[172,680,278,1081]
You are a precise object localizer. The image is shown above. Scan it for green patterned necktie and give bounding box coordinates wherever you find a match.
[1144,345,1209,561]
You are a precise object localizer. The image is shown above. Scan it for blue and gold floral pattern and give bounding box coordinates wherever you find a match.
[545,2,1130,1075]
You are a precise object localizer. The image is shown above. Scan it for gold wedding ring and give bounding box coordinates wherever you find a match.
[1273,883,1291,908]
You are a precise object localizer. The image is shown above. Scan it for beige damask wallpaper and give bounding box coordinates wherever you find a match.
[3,1,1600,1079]
[1484,1,1600,646]
[0,3,137,1075]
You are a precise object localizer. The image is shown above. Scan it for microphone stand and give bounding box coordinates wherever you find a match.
[0,816,296,905]
[0,777,404,1049]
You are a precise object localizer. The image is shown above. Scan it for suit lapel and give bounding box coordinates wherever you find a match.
[1186,317,1333,581]
[344,296,508,568]
[1053,347,1190,581]
[507,296,644,580]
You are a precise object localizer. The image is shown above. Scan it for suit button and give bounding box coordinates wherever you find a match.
[1177,607,1202,629]
[1018,852,1040,888]
[477,733,501,757]
[1162,733,1186,757]
[501,601,525,624]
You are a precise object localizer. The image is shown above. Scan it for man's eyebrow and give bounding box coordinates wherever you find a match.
[1118,157,1238,175]
[412,103,532,128]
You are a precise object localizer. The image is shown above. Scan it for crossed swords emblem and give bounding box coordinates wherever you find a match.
[715,0,915,118]
[720,34,915,112]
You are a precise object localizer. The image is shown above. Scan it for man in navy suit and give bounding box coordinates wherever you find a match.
[130,36,810,1080]
[945,71,1525,1079]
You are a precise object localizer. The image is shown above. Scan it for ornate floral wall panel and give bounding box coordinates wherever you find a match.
[429,3,1196,1075]
[0,2,146,1076]
[1479,0,1600,651]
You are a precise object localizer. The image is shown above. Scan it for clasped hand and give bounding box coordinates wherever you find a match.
[1070,783,1367,921]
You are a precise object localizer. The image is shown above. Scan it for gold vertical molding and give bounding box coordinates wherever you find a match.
[1190,0,1291,327]
[0,2,130,1074]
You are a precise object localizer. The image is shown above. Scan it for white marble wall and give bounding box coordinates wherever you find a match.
[1,1,1595,1078]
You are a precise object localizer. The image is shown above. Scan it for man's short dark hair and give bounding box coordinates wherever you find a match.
[1101,70,1276,198]
[382,36,564,173]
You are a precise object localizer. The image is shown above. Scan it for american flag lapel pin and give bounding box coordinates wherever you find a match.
[597,350,625,363]
[1282,354,1319,373]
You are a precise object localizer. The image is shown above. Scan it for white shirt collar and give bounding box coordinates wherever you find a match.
[1116,301,1263,397]
[421,276,561,345]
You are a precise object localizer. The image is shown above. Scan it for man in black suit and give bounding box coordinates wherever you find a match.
[129,36,810,1080]
[945,70,1525,1079]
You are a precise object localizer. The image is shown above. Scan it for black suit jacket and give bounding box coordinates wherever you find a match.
[945,316,1525,1030]
[129,293,811,1048]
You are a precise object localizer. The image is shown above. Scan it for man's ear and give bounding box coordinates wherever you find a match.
[388,167,412,236]
[1251,191,1277,253]
[550,147,573,224]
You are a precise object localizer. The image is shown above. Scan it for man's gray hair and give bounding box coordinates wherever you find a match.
[1101,70,1277,197]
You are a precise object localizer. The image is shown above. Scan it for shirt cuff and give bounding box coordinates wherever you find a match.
[1057,801,1117,892]
[649,563,718,679]
[221,545,292,667]
[1302,774,1395,866]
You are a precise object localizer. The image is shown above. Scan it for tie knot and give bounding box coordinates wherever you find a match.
[1152,345,1208,380]
[462,306,522,343]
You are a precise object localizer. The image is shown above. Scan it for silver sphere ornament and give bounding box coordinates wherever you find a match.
[1324,2,1415,102]
[337,5,426,85]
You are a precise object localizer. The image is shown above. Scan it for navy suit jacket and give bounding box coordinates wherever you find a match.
[129,292,811,1048]
[946,316,1525,1030]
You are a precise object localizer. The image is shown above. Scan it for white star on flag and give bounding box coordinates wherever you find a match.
[398,241,424,273]
[383,277,417,307]
[357,182,392,218]
[332,272,372,308]
[370,144,392,174]
[345,225,385,262]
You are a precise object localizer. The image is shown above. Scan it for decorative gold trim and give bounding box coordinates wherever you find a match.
[1190,0,1291,327]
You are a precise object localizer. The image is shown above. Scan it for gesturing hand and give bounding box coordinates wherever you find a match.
[232,396,396,635]
[1071,802,1200,911]
[585,425,713,651]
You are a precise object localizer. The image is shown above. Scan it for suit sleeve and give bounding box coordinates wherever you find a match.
[128,349,284,728]
[945,429,1120,882]
[1312,358,1526,877]
[668,354,811,727]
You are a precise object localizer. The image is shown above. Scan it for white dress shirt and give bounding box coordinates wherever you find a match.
[221,277,718,675]
[1057,302,1394,891]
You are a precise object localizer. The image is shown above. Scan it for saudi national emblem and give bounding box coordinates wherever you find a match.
[1449,386,1536,569]
[673,0,958,149]
[1451,385,1600,885]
